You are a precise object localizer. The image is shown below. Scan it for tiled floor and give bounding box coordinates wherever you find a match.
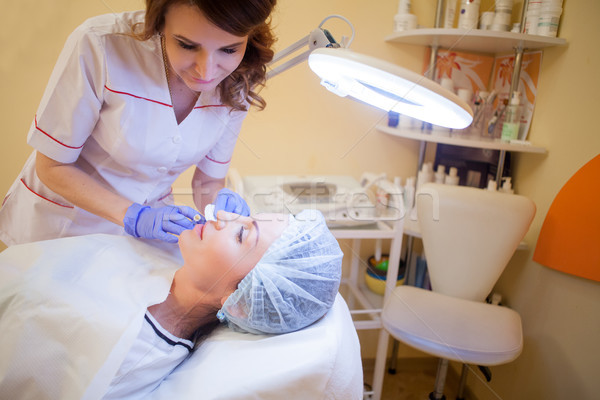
[363,357,460,400]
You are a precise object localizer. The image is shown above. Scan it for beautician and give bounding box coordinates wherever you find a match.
[0,0,277,245]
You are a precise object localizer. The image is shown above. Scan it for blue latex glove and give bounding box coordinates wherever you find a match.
[214,188,250,217]
[123,203,205,243]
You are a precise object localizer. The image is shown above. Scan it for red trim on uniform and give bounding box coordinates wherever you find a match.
[205,155,230,165]
[20,179,74,209]
[193,104,226,110]
[35,116,84,149]
[157,187,173,202]
[104,85,173,108]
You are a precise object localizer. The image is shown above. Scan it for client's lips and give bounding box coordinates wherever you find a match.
[193,223,205,239]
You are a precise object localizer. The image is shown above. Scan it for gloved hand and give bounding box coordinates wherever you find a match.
[214,188,250,217]
[123,203,205,243]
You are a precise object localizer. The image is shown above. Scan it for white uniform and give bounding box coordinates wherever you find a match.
[102,312,193,399]
[0,11,247,246]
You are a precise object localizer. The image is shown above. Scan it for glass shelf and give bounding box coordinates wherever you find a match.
[385,28,567,54]
[377,125,547,154]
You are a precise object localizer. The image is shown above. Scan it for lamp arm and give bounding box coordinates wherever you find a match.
[266,15,356,80]
[270,34,311,65]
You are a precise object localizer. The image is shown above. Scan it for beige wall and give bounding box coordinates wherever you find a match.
[1,0,599,399]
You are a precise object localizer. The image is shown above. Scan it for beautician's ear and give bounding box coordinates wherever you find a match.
[220,293,233,306]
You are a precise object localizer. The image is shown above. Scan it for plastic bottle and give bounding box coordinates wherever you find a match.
[403,176,416,212]
[501,92,521,142]
[453,88,473,136]
[500,177,514,194]
[492,0,513,31]
[537,4,562,37]
[417,163,434,191]
[394,0,417,32]
[445,167,459,185]
[434,165,446,184]
[444,0,457,28]
[487,179,497,191]
[458,0,481,29]
[433,79,454,136]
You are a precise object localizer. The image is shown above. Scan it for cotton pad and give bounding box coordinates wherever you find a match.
[204,204,216,221]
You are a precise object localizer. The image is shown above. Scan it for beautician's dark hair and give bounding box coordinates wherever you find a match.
[137,0,277,111]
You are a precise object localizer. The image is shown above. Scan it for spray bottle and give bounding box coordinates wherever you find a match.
[501,92,522,142]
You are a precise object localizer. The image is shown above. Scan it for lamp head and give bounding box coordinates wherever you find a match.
[308,48,473,129]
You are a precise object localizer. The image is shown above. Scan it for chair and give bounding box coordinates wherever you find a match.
[382,183,535,399]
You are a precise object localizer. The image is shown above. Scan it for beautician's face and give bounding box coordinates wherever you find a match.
[179,212,288,288]
[162,3,248,92]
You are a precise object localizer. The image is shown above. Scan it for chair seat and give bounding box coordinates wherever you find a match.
[382,285,523,366]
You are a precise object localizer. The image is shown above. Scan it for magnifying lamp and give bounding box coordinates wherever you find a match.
[267,15,473,129]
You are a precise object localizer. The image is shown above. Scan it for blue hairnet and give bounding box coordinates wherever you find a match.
[217,210,343,334]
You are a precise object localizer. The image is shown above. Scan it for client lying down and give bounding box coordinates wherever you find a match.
[0,209,343,399]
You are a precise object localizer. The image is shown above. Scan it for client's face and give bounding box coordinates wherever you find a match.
[178,212,289,295]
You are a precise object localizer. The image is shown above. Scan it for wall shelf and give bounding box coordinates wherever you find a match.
[377,125,547,154]
[385,28,567,54]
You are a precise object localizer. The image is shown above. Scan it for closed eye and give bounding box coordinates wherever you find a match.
[237,226,244,244]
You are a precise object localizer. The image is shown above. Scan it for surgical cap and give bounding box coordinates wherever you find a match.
[217,210,343,335]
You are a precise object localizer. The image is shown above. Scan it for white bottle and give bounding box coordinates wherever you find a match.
[417,163,434,191]
[500,177,514,194]
[394,0,417,32]
[435,165,446,184]
[444,0,457,28]
[458,0,481,29]
[445,167,459,185]
[403,176,416,212]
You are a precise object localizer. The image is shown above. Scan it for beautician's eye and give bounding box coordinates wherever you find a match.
[177,40,196,51]
[237,227,244,244]
[221,47,237,55]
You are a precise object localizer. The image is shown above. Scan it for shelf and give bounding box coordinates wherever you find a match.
[377,125,547,154]
[385,28,567,54]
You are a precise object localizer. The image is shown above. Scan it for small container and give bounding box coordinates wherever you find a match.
[394,12,417,32]
[444,0,457,28]
[445,167,459,185]
[365,254,406,296]
[396,0,412,14]
[537,5,562,37]
[458,0,481,29]
[525,10,540,34]
[454,88,473,136]
[501,92,522,142]
[417,163,434,191]
[435,165,446,184]
[403,176,416,211]
[479,11,495,30]
[491,11,511,31]
[388,111,400,127]
[500,177,514,194]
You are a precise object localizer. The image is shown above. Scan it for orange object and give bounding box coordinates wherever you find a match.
[533,154,600,281]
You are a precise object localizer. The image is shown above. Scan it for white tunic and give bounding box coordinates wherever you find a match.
[0,11,247,246]
[102,312,193,399]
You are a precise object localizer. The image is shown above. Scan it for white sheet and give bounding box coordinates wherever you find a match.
[0,234,362,399]
[151,295,362,400]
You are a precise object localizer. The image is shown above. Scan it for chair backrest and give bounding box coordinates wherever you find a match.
[416,183,535,302]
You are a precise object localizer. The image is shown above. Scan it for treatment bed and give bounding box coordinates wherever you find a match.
[0,234,363,400]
